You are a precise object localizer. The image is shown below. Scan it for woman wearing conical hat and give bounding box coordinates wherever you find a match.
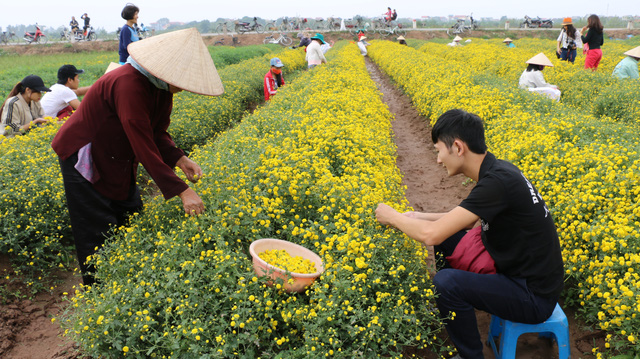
[52,28,224,285]
[612,46,640,79]
[448,35,463,47]
[503,38,515,48]
[397,35,407,46]
[518,53,561,101]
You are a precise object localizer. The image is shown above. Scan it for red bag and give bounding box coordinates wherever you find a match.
[583,43,589,55]
[446,226,497,274]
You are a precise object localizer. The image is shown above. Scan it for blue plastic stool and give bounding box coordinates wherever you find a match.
[487,303,570,359]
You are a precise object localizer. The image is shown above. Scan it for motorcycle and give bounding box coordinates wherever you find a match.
[520,15,553,28]
[235,17,264,34]
[24,23,47,44]
[79,26,97,41]
[135,23,151,39]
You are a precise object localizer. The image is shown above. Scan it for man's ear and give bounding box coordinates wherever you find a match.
[452,139,465,156]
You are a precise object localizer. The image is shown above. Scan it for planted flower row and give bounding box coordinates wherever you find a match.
[369,39,640,356]
[61,43,450,358]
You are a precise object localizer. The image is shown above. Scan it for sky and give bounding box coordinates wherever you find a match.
[1,0,636,31]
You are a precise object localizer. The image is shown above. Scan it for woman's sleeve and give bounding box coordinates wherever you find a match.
[121,27,133,49]
[2,101,23,132]
[575,30,583,48]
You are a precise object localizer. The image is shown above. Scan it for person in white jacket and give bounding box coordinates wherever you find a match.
[305,33,328,69]
[518,53,561,101]
[357,36,370,56]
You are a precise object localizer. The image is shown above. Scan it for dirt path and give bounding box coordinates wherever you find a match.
[364,57,603,358]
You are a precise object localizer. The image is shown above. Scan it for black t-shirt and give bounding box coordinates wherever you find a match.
[459,152,564,298]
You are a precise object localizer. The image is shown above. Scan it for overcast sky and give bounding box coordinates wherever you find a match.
[2,0,636,31]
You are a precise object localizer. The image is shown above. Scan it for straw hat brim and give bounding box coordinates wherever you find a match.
[105,62,122,74]
[128,28,224,96]
[623,46,640,58]
[360,36,367,40]
[503,38,513,42]
[526,53,554,67]
[453,36,462,41]
[397,36,405,40]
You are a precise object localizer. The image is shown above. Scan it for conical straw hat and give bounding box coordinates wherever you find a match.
[397,36,405,40]
[623,46,640,58]
[453,35,462,41]
[105,62,122,74]
[127,28,224,96]
[503,37,513,43]
[526,52,554,67]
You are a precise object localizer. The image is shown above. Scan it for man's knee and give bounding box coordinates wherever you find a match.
[433,268,462,294]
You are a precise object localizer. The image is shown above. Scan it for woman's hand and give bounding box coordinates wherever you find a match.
[375,203,399,226]
[176,156,203,183]
[178,188,204,215]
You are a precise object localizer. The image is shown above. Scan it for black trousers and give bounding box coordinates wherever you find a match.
[59,153,142,285]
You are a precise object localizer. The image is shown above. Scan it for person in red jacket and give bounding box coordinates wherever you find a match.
[264,57,285,101]
[51,28,224,285]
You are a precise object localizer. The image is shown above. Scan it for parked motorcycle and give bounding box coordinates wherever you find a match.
[235,17,264,34]
[447,14,479,36]
[135,23,151,39]
[64,26,96,41]
[520,15,553,28]
[24,23,47,44]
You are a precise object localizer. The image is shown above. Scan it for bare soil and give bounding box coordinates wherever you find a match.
[0,34,611,358]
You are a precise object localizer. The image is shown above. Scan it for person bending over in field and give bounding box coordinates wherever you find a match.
[612,45,640,79]
[52,28,224,286]
[376,109,564,359]
[1,75,49,137]
[306,33,328,69]
[41,64,91,119]
[264,57,285,101]
[518,52,561,101]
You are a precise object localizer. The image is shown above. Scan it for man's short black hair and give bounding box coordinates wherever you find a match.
[122,3,140,20]
[431,109,487,154]
[57,64,85,84]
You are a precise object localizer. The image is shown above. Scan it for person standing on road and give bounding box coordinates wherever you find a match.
[581,14,604,71]
[306,33,328,69]
[556,18,582,64]
[1,75,49,137]
[264,57,285,101]
[375,109,564,359]
[81,13,91,37]
[41,65,91,119]
[612,46,640,79]
[51,28,224,286]
[119,3,140,64]
[70,16,79,36]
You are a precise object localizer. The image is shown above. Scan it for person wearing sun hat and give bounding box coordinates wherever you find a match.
[306,33,328,69]
[447,35,463,47]
[397,35,407,46]
[519,53,561,101]
[51,28,224,285]
[264,57,285,101]
[1,74,50,137]
[556,17,582,64]
[612,46,640,79]
[357,35,370,56]
[503,37,515,48]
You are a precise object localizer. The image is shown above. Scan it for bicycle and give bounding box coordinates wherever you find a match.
[377,24,406,37]
[325,17,341,31]
[215,20,233,34]
[263,21,278,32]
[446,14,478,36]
[263,33,293,46]
[1,31,19,45]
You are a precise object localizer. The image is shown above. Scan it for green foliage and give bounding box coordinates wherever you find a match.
[592,80,640,124]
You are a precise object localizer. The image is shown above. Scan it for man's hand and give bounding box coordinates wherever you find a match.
[176,156,203,183]
[375,203,399,226]
[179,188,204,216]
